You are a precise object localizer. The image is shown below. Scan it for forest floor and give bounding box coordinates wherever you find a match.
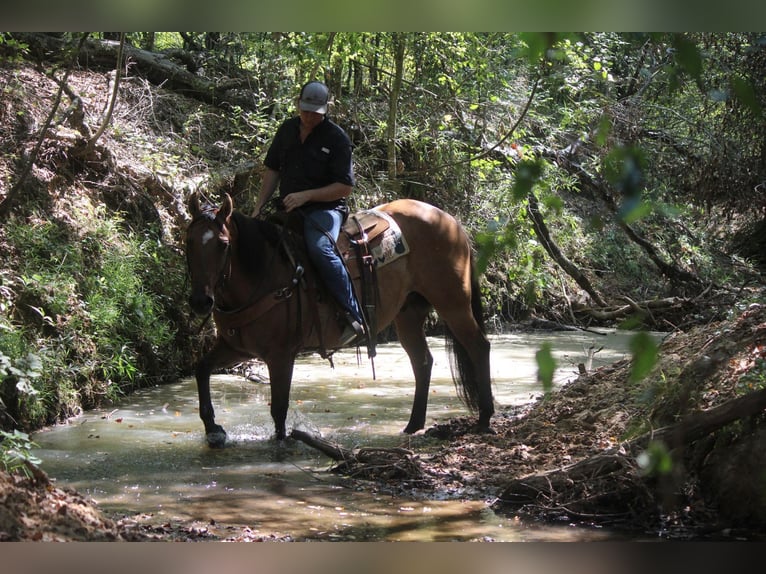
[3,303,765,541]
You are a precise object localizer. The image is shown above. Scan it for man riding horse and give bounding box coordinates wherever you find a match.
[251,80,365,348]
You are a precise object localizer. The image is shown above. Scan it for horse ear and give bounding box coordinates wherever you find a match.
[217,193,233,222]
[188,192,201,218]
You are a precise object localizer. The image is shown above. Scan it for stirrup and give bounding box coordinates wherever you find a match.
[339,316,365,347]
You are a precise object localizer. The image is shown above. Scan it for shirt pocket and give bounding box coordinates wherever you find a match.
[304,146,332,181]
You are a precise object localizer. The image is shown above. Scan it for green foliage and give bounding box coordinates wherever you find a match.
[636,440,673,477]
[535,342,557,398]
[736,358,766,395]
[511,159,543,202]
[0,429,40,478]
[1,203,184,430]
[0,349,42,398]
[628,332,660,383]
[0,33,27,62]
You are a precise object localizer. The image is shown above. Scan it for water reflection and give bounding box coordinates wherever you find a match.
[33,331,644,541]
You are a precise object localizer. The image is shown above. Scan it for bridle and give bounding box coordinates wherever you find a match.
[188,212,305,337]
[186,214,233,294]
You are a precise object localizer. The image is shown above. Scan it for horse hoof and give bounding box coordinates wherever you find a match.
[475,424,495,435]
[206,429,227,448]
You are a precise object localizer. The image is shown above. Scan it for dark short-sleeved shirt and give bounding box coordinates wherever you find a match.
[264,115,355,211]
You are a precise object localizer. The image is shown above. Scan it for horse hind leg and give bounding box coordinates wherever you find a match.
[394,293,434,434]
[432,279,494,432]
[443,317,494,431]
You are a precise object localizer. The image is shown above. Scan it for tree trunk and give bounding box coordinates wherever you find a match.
[387,34,406,189]
[10,33,257,111]
[526,192,608,307]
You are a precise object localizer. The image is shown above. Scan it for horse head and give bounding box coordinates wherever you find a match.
[185,192,234,316]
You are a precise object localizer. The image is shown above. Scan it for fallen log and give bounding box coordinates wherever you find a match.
[632,386,766,450]
[290,429,355,461]
[290,429,427,483]
[581,296,689,321]
[11,33,257,111]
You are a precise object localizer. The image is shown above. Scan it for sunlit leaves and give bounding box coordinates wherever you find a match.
[518,32,581,64]
[0,429,41,478]
[474,215,518,276]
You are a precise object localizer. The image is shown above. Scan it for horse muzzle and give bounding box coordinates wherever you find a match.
[189,291,214,315]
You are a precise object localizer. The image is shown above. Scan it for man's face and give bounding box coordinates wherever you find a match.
[299,109,324,131]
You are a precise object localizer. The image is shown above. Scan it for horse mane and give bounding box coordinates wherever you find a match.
[230,211,285,276]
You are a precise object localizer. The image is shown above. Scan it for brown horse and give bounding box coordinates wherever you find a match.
[185,192,494,447]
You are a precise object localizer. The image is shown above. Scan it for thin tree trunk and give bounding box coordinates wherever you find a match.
[84,32,124,151]
[526,192,608,307]
[544,147,702,286]
[387,33,406,187]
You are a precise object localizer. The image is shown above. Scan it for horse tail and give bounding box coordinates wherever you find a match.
[444,253,486,413]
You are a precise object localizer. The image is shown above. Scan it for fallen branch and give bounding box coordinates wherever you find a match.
[632,386,766,450]
[290,429,354,461]
[582,296,689,321]
[290,429,427,484]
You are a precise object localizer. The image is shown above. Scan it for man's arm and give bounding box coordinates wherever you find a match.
[281,182,352,212]
[252,168,280,217]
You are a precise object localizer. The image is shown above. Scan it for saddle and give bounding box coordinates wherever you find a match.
[337,209,409,361]
[270,208,409,361]
[338,208,409,277]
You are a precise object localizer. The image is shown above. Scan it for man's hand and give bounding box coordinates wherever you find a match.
[283,190,310,212]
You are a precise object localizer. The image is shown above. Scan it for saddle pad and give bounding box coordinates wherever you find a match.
[368,210,409,266]
[340,209,410,276]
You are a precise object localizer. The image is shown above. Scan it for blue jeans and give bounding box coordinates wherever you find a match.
[303,207,363,324]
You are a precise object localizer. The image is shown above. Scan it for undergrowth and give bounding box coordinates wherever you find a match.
[0,197,187,431]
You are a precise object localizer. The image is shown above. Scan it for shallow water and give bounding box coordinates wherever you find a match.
[33,330,650,541]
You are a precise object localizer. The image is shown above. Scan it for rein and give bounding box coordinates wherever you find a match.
[211,216,304,335]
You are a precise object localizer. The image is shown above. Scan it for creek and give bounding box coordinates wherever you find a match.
[33,330,645,541]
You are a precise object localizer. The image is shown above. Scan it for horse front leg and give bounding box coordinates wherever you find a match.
[394,297,434,434]
[266,355,296,441]
[195,339,246,448]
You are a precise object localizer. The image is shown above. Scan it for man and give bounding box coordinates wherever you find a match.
[252,80,365,347]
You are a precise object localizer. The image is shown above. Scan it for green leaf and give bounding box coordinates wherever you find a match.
[637,440,673,476]
[535,342,556,397]
[628,331,658,383]
[732,75,762,116]
[673,35,703,84]
[595,115,612,147]
[512,159,543,202]
[620,200,653,225]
